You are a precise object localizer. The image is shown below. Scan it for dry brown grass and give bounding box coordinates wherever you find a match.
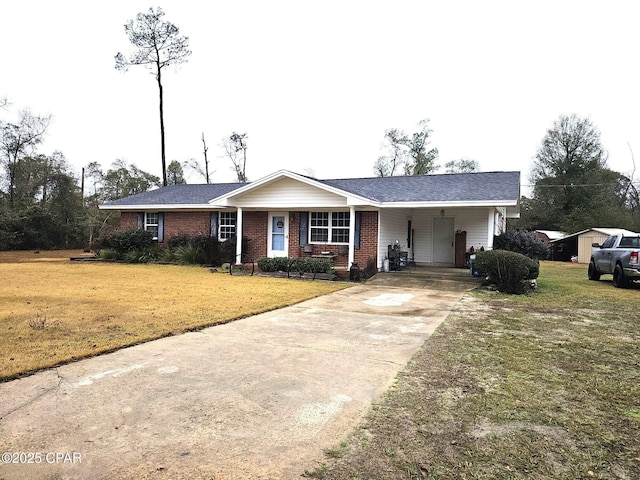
[0,250,348,381]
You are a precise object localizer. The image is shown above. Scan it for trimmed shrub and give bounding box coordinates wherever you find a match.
[98,248,121,260]
[493,230,549,260]
[257,256,334,274]
[476,249,539,294]
[100,228,154,254]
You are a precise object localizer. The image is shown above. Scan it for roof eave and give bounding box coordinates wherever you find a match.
[379,199,519,208]
[99,204,225,211]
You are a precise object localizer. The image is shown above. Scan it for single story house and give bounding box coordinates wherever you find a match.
[550,227,640,263]
[100,170,521,271]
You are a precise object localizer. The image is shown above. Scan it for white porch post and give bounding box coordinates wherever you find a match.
[486,208,494,250]
[235,207,243,263]
[348,206,356,266]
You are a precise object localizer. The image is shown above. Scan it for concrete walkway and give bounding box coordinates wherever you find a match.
[0,273,477,480]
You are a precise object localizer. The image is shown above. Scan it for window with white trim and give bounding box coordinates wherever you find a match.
[219,212,237,240]
[310,211,350,243]
[310,212,329,242]
[331,212,350,243]
[144,212,159,239]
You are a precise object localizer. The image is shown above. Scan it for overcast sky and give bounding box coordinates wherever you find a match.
[2,1,639,190]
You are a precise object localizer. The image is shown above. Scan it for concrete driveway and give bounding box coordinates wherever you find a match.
[0,273,477,480]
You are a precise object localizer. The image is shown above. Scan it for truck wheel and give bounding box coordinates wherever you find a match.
[588,261,601,281]
[613,264,628,288]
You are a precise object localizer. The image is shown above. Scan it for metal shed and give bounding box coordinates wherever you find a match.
[550,228,640,264]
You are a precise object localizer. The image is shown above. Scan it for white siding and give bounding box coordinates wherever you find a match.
[234,177,348,208]
[379,209,412,266]
[406,207,492,265]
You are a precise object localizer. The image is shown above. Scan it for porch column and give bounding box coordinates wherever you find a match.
[348,206,356,266]
[235,207,243,263]
[486,208,494,250]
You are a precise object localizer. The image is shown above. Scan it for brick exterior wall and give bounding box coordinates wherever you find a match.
[117,211,210,246]
[164,212,211,240]
[354,211,378,271]
[116,210,379,270]
[285,211,379,269]
[241,211,268,261]
[120,212,138,230]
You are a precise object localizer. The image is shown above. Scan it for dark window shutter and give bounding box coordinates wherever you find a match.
[137,212,144,229]
[211,212,219,239]
[299,211,308,246]
[157,213,164,243]
[355,211,362,249]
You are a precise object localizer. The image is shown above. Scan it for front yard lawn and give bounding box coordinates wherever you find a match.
[0,250,347,381]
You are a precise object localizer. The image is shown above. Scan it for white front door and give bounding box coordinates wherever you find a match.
[268,212,288,257]
[433,217,454,264]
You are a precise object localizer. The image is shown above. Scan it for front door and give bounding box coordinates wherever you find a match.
[268,212,288,257]
[433,217,454,264]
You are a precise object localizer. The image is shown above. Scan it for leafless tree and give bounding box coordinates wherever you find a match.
[184,133,214,184]
[223,132,248,182]
[115,7,191,187]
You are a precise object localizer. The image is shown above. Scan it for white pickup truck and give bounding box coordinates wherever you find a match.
[588,233,640,288]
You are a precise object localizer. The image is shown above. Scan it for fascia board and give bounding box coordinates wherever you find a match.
[99,204,225,211]
[378,200,519,208]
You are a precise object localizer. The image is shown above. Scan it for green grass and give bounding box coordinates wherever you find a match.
[307,261,640,479]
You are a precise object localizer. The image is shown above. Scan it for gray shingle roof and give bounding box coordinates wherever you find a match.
[102,183,247,206]
[320,171,520,202]
[100,171,520,207]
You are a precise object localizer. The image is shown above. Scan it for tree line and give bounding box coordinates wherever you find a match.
[0,109,158,250]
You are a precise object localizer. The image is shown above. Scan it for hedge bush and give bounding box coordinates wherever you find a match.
[257,256,334,274]
[100,228,154,255]
[475,249,539,294]
[493,230,549,260]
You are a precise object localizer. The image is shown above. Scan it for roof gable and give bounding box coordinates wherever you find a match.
[209,170,372,207]
[229,176,352,208]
